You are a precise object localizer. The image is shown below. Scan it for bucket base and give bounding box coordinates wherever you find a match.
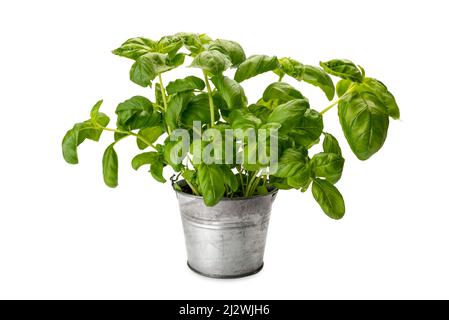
[187,261,264,279]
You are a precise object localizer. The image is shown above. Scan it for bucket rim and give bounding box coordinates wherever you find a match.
[173,179,278,201]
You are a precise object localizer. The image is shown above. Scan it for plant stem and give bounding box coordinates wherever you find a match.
[319,84,357,115]
[245,171,259,197]
[101,127,156,150]
[181,169,200,195]
[203,70,215,128]
[158,74,169,112]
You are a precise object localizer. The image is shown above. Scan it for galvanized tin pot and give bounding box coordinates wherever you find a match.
[174,180,278,279]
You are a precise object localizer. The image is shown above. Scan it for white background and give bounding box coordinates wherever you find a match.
[0,0,448,299]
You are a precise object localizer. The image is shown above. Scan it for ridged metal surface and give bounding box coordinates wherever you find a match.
[174,180,277,278]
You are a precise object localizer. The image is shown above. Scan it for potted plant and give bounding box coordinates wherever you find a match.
[62,33,400,278]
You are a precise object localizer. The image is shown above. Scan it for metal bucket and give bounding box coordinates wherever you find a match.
[174,180,278,278]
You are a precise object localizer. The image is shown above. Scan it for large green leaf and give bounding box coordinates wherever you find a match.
[234,55,279,82]
[197,163,226,206]
[165,92,194,131]
[156,35,183,55]
[112,37,156,60]
[289,109,323,147]
[190,50,231,75]
[320,59,363,82]
[312,178,345,219]
[102,144,118,188]
[262,82,305,106]
[62,128,79,164]
[275,57,304,79]
[137,126,164,150]
[267,99,309,132]
[176,32,204,56]
[338,91,389,160]
[181,93,219,127]
[302,65,335,100]
[336,79,353,97]
[115,96,155,130]
[311,152,344,184]
[166,76,205,95]
[211,75,247,109]
[208,39,246,66]
[229,109,262,130]
[130,52,171,87]
[273,147,308,178]
[219,165,239,192]
[150,158,166,183]
[322,132,342,156]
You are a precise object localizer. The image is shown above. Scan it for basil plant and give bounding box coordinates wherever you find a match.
[62,33,400,219]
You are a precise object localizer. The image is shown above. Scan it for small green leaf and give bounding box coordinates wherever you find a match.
[112,37,156,60]
[263,82,305,105]
[137,126,164,150]
[115,96,155,130]
[166,92,194,131]
[338,91,389,160]
[208,39,246,66]
[62,128,79,164]
[302,65,335,100]
[166,76,205,95]
[311,152,345,184]
[190,50,232,75]
[229,109,262,130]
[176,32,204,56]
[312,178,345,219]
[289,109,324,147]
[197,163,226,206]
[323,133,342,156]
[131,152,159,170]
[156,35,183,55]
[275,57,304,80]
[219,165,239,192]
[267,99,309,132]
[320,59,363,82]
[102,144,119,188]
[89,100,103,120]
[336,79,353,97]
[130,52,171,87]
[273,147,308,178]
[150,159,166,183]
[234,55,279,82]
[211,75,247,109]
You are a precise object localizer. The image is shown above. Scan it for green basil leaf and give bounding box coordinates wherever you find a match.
[176,32,204,56]
[248,104,271,122]
[336,79,353,97]
[181,93,219,127]
[130,52,171,87]
[166,76,205,95]
[163,139,187,172]
[197,163,226,206]
[287,164,311,189]
[115,96,154,130]
[137,126,164,150]
[211,75,247,109]
[322,132,342,156]
[289,109,323,147]
[62,128,79,164]
[267,99,309,132]
[275,57,304,80]
[338,91,389,160]
[150,159,166,183]
[219,165,239,192]
[312,178,345,219]
[269,176,293,190]
[208,39,246,66]
[320,59,363,82]
[234,55,279,82]
[311,152,344,184]
[166,91,194,131]
[102,144,119,188]
[156,35,183,55]
[229,109,262,130]
[131,152,159,170]
[273,147,308,178]
[112,37,156,60]
[302,65,335,100]
[359,78,400,119]
[190,50,232,75]
[263,82,305,105]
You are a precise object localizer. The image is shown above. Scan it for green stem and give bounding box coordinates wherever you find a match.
[158,74,171,135]
[319,84,357,115]
[181,169,199,196]
[245,171,259,197]
[203,70,215,128]
[101,127,156,150]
